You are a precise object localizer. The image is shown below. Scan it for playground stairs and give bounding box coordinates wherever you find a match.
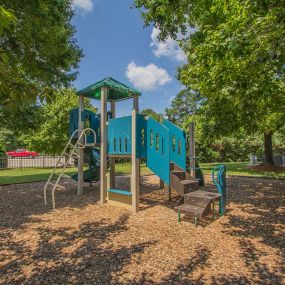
[174,190,221,226]
[43,128,96,209]
[170,163,199,197]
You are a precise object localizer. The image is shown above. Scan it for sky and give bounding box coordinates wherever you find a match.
[72,0,185,117]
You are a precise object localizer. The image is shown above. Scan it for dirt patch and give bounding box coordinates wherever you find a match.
[0,175,284,284]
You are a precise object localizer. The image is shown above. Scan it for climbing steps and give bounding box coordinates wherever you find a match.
[44,128,96,209]
[174,190,221,226]
[170,164,199,197]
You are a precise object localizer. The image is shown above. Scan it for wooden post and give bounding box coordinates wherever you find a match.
[131,94,139,213]
[160,179,164,188]
[110,100,116,188]
[77,95,84,196]
[100,87,108,204]
[189,122,195,178]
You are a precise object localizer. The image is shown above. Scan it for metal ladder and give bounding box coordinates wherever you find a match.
[43,128,96,209]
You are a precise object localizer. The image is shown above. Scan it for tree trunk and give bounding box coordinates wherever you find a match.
[264,131,274,165]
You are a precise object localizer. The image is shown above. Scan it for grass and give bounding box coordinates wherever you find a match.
[200,162,285,179]
[0,163,153,185]
[0,162,284,185]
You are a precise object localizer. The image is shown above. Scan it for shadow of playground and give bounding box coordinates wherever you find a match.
[0,213,155,284]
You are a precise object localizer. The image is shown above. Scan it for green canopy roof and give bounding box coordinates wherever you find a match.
[77,77,141,101]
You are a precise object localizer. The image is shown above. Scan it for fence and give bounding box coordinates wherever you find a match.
[0,155,73,170]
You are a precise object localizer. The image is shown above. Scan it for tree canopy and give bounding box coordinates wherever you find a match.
[134,0,285,164]
[0,0,82,108]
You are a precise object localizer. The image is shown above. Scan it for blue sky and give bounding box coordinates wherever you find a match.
[72,0,184,116]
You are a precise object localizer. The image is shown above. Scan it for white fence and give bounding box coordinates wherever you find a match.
[0,155,72,170]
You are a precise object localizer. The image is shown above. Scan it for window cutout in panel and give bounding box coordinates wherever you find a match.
[150,130,154,147]
[172,135,176,152]
[113,138,116,152]
[124,138,128,152]
[141,128,145,146]
[156,133,159,152]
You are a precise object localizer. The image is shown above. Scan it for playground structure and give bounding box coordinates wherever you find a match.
[43,77,226,223]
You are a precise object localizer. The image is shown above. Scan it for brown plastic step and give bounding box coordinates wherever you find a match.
[174,204,205,217]
[170,170,185,180]
[180,179,199,193]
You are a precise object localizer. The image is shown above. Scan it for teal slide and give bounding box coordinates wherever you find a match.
[72,147,100,182]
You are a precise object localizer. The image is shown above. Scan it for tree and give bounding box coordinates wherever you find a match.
[0,5,15,34]
[165,89,201,126]
[22,89,96,154]
[0,0,82,108]
[134,0,285,164]
[141,108,163,122]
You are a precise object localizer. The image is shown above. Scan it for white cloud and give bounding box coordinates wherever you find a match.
[125,61,172,91]
[150,27,186,62]
[73,0,94,12]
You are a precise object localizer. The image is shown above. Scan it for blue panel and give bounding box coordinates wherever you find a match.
[136,114,147,158]
[69,108,113,144]
[146,117,170,184]
[163,119,186,171]
[108,116,132,155]
[107,189,132,196]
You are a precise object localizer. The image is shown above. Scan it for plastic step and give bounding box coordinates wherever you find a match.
[174,204,205,217]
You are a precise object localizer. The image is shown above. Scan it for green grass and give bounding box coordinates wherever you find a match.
[0,163,153,185]
[200,162,285,179]
[0,162,284,185]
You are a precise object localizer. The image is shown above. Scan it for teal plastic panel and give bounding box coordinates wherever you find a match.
[108,116,132,155]
[69,108,100,144]
[107,189,132,196]
[146,117,170,184]
[136,114,147,158]
[163,119,186,171]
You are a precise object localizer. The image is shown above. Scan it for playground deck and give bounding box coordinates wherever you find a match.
[0,175,284,284]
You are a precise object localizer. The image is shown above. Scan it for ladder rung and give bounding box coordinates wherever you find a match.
[55,184,65,189]
[61,174,71,178]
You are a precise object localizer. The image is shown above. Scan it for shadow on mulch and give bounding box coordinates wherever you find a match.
[0,179,101,229]
[223,177,285,251]
[1,213,156,284]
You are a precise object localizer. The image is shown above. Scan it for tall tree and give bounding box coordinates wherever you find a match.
[22,89,96,154]
[165,89,201,126]
[0,0,82,108]
[134,0,285,164]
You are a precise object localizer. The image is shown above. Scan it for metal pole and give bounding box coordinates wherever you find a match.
[131,94,140,213]
[78,95,84,196]
[189,122,195,178]
[110,100,116,188]
[100,87,108,204]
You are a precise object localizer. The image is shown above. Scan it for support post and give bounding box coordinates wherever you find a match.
[131,94,139,213]
[77,95,84,196]
[110,100,116,188]
[100,87,108,204]
[189,122,195,178]
[159,179,164,189]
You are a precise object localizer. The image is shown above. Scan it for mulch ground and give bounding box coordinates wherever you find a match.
[0,175,284,284]
[248,164,285,172]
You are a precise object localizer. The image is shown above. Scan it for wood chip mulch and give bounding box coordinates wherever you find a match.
[0,175,284,284]
[248,164,285,173]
